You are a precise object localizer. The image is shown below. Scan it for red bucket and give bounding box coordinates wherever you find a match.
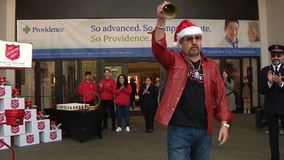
[12,89,20,97]
[50,116,57,126]
[25,100,32,108]
[0,77,6,84]
[37,111,44,116]
[4,109,25,126]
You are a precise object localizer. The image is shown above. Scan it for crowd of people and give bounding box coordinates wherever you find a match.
[78,69,159,133]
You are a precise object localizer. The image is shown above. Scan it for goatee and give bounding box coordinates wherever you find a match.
[272,60,280,65]
[188,46,200,57]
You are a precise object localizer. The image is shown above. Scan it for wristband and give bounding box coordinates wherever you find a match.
[156,24,166,29]
[221,123,230,130]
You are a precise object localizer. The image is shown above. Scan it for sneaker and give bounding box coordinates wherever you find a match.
[125,126,130,132]
[248,110,251,114]
[111,127,116,131]
[244,110,247,113]
[265,130,269,134]
[116,127,122,132]
[279,129,284,135]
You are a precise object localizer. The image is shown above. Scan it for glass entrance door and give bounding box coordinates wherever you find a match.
[40,61,55,109]
[251,58,259,108]
[62,61,78,103]
[242,58,259,109]
[21,62,36,104]
[226,59,241,109]
[102,63,127,81]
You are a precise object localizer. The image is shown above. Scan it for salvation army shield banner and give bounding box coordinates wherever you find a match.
[0,40,32,68]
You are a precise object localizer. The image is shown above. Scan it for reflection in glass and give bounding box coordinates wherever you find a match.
[63,61,77,103]
[227,59,241,108]
[105,66,122,81]
[82,60,97,82]
[21,62,36,104]
[40,61,55,109]
[213,59,220,70]
[251,58,258,107]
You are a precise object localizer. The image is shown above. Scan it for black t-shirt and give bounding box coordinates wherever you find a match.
[169,59,208,129]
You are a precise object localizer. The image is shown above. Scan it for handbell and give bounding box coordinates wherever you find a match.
[162,3,178,20]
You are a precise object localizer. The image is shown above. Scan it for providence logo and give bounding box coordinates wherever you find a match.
[22,26,64,34]
[23,26,31,34]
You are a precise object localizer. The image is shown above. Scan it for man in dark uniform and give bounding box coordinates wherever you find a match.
[259,44,284,160]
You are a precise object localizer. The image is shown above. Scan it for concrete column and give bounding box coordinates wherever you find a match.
[0,0,7,40]
[259,0,284,68]
[258,0,269,68]
[6,0,15,41]
[5,0,16,85]
[0,0,16,85]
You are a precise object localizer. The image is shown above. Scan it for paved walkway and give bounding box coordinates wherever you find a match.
[1,113,284,160]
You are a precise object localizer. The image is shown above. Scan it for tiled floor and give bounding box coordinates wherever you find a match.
[1,113,284,160]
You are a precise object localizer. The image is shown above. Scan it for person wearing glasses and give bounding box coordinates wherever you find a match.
[139,77,158,133]
[151,1,234,159]
[259,44,284,160]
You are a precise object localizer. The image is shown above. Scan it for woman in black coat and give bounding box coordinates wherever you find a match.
[139,77,158,133]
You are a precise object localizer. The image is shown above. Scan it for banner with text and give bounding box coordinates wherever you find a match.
[0,40,32,68]
[17,19,260,58]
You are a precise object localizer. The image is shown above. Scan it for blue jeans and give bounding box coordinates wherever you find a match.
[167,124,212,160]
[116,104,130,127]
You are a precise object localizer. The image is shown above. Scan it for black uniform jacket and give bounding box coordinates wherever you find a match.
[138,85,158,108]
[259,64,284,115]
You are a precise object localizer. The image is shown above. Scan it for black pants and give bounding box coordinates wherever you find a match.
[266,114,284,160]
[140,106,157,130]
[130,100,135,109]
[84,100,94,106]
[102,99,116,127]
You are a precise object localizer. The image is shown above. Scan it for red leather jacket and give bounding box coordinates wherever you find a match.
[99,77,115,100]
[152,32,234,134]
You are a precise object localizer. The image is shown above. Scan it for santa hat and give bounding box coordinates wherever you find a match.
[173,19,203,49]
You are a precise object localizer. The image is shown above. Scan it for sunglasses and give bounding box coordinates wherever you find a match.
[272,54,281,58]
[183,35,202,42]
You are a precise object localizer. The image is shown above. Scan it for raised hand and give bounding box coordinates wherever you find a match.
[143,89,148,95]
[273,72,283,85]
[157,1,169,19]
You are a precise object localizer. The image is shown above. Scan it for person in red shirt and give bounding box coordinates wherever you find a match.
[78,71,98,106]
[112,74,132,132]
[99,69,116,131]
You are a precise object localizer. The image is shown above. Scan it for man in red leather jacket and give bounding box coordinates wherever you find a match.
[152,2,234,160]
